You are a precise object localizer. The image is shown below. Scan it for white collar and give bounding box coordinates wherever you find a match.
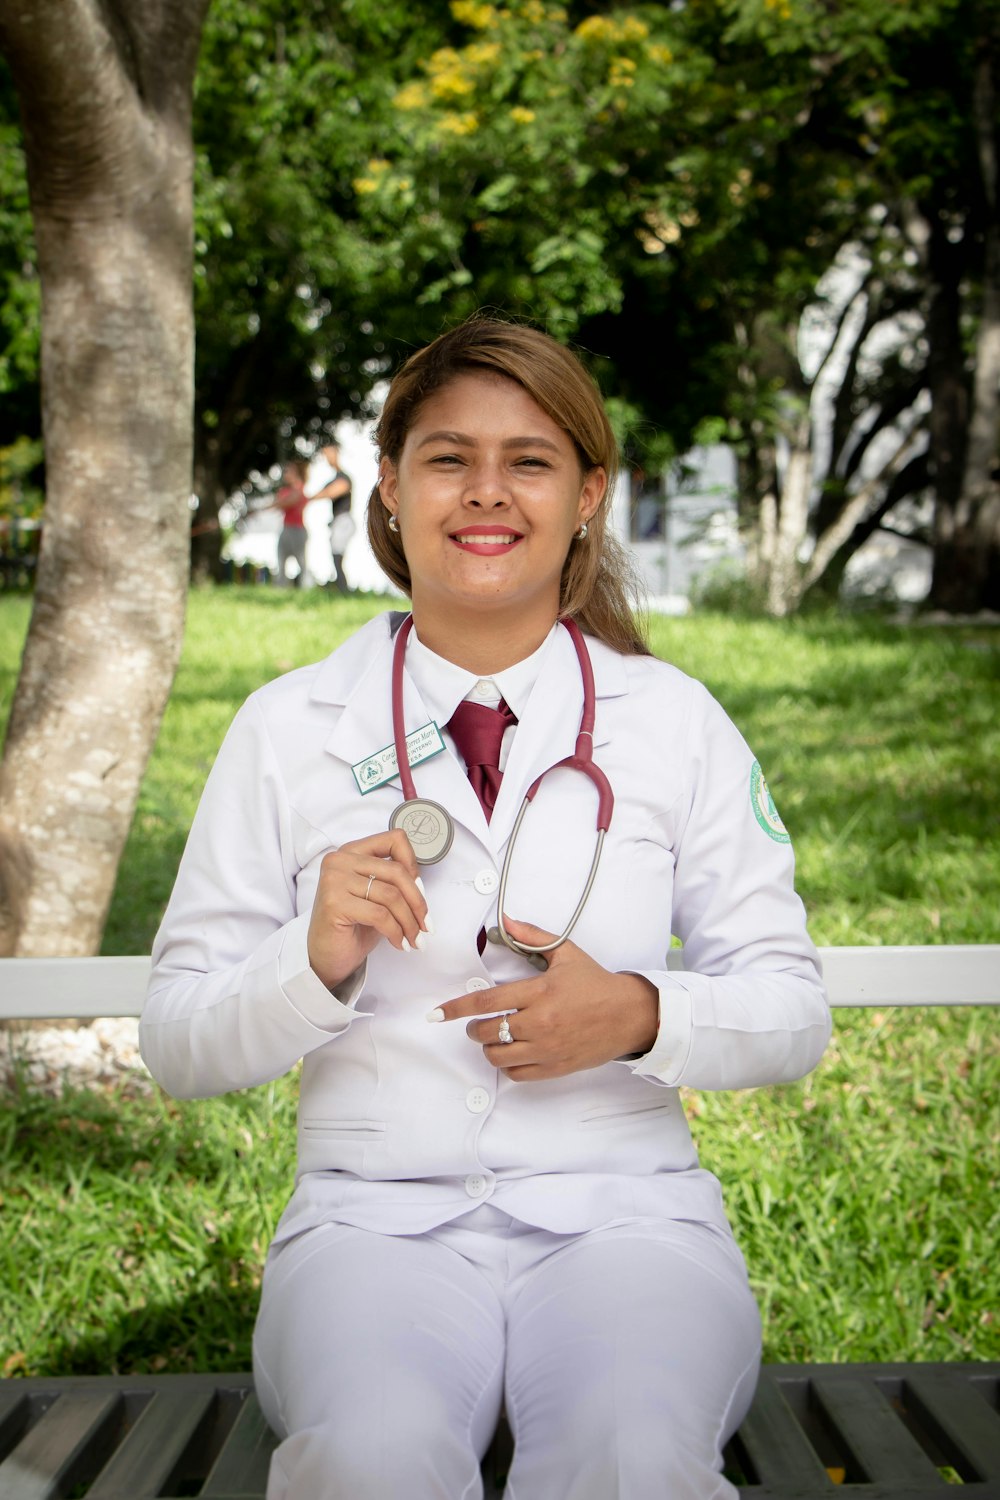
[406,623,559,726]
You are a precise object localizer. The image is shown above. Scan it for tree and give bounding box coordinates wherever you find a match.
[2,0,995,619]
[187,0,459,576]
[0,0,210,956]
[711,0,1000,612]
[364,0,1000,613]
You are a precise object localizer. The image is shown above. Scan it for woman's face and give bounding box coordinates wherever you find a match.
[379,371,605,634]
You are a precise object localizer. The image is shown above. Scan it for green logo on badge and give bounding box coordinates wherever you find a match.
[750,760,790,843]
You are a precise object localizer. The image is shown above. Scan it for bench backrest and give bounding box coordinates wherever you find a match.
[1,945,998,1020]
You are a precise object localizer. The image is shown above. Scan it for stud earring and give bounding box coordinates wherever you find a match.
[574,521,589,540]
[387,514,400,533]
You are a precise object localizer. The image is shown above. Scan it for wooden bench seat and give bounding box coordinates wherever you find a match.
[2,1365,999,1498]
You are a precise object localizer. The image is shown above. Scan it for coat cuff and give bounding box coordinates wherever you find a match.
[277,914,368,1029]
[613,970,692,1085]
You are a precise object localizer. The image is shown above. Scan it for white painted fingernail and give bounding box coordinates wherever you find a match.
[415,876,426,895]
[422,912,435,934]
[401,937,412,953]
[426,1007,444,1023]
[414,931,427,952]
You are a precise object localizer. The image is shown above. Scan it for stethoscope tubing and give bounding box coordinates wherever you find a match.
[390,615,614,958]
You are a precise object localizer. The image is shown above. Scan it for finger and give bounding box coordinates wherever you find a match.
[338,892,412,951]
[342,828,421,877]
[468,1011,520,1046]
[483,1041,534,1068]
[500,915,577,962]
[360,874,428,950]
[427,956,558,1022]
[317,845,430,937]
[354,858,430,935]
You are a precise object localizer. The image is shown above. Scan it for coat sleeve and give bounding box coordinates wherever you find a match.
[623,679,831,1091]
[139,695,367,1100]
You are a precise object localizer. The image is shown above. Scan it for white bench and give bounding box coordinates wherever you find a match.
[2,944,999,1020]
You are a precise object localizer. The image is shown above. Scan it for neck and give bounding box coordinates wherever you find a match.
[410,601,557,673]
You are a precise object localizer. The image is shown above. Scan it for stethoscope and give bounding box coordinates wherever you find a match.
[388,614,614,959]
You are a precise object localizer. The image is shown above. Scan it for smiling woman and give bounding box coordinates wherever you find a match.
[377,369,606,664]
[367,317,647,659]
[140,315,830,1500]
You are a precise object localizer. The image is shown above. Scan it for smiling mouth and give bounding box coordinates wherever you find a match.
[452,533,521,546]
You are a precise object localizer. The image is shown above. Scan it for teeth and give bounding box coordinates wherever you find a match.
[455,535,517,545]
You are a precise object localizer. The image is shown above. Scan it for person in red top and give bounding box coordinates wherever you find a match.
[274,458,312,588]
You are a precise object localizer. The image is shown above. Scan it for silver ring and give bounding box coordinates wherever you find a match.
[498,1016,513,1045]
[365,875,376,901]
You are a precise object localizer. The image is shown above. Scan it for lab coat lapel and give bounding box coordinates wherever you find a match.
[318,612,489,845]
[489,626,626,850]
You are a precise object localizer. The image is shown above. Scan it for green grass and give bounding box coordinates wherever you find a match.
[1,590,998,1376]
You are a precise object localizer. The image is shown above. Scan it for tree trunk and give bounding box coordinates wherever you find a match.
[0,0,209,956]
[765,409,812,617]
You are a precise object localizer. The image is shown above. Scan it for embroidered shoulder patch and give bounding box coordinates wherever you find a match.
[750,760,790,844]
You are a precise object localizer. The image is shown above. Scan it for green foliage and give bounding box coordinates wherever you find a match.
[2,0,996,594]
[0,78,39,451]
[0,435,42,518]
[189,0,459,500]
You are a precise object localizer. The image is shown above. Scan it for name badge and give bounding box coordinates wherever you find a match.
[352,722,446,794]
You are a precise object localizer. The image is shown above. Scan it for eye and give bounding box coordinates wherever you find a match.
[515,456,551,469]
[428,453,464,466]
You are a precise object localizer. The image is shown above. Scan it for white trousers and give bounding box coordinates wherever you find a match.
[253,1204,761,1500]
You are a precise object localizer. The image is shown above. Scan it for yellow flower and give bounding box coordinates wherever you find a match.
[510,105,536,123]
[366,159,390,175]
[353,177,379,194]
[620,17,649,40]
[393,82,428,110]
[609,57,637,87]
[451,0,497,27]
[575,15,619,43]
[465,41,501,66]
[522,0,546,22]
[438,110,480,135]
[431,69,475,98]
[646,43,673,65]
[395,178,413,192]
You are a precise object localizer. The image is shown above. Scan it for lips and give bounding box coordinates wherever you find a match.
[450,526,523,555]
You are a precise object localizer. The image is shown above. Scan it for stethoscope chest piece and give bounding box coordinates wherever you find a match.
[389,797,454,865]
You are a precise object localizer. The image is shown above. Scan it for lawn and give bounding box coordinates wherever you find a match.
[1,589,998,1376]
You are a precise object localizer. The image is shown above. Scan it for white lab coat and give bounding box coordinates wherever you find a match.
[140,612,830,1243]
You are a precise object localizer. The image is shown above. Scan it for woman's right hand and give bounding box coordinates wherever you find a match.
[307,830,431,990]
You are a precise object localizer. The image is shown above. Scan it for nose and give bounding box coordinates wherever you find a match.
[463,459,511,507]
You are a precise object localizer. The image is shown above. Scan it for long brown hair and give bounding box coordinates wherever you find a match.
[367,317,650,656]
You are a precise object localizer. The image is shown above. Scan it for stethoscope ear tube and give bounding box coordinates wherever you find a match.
[495,814,607,957]
[390,612,615,951]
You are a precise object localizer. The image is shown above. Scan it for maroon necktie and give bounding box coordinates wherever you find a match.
[447,698,518,822]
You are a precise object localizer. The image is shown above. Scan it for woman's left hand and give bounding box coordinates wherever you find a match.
[427,918,659,1080]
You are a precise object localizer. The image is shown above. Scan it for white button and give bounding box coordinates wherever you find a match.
[466,1087,490,1114]
[466,977,490,992]
[473,679,495,700]
[474,869,499,895]
[465,1174,487,1198]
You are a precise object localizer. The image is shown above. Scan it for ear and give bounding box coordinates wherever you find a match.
[577,465,607,527]
[379,458,399,517]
